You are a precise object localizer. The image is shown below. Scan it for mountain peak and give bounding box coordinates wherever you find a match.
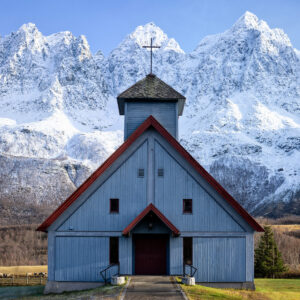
[128,22,183,53]
[130,22,166,47]
[18,22,40,35]
[233,11,260,30]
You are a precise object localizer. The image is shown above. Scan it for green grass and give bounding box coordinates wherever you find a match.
[179,278,300,300]
[0,286,45,300]
[0,283,125,300]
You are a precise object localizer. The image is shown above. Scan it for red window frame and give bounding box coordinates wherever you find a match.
[183,199,192,214]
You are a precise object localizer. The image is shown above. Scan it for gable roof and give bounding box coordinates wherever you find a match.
[117,74,186,115]
[122,203,180,236]
[37,116,264,232]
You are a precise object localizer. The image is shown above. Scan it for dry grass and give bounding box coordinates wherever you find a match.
[0,265,48,287]
[0,275,47,286]
[271,224,300,232]
[0,265,47,276]
[254,217,300,273]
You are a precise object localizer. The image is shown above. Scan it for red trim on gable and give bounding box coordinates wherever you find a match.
[122,203,180,236]
[37,115,264,232]
[36,117,154,232]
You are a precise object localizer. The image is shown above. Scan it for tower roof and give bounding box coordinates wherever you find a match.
[117,74,186,115]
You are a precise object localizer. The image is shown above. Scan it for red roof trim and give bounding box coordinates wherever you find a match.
[37,115,264,232]
[36,117,154,232]
[122,203,180,236]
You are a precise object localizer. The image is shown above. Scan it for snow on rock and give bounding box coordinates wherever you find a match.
[0,13,299,217]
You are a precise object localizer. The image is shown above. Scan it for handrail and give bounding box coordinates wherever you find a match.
[183,263,197,277]
[100,263,120,284]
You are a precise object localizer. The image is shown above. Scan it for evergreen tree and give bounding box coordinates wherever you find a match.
[255,225,287,278]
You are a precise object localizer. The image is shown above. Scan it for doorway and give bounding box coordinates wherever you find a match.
[134,234,169,275]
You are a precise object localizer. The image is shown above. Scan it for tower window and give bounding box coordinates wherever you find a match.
[110,198,119,213]
[158,168,164,177]
[183,199,192,214]
[138,168,144,177]
[109,237,119,264]
[183,237,193,265]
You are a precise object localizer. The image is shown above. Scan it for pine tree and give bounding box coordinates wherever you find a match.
[255,225,287,278]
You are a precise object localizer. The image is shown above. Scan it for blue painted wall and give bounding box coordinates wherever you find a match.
[58,141,148,231]
[48,130,254,283]
[154,140,244,232]
[170,237,183,275]
[193,237,246,282]
[125,102,178,139]
[55,236,111,281]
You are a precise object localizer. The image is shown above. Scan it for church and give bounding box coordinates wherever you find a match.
[38,71,263,291]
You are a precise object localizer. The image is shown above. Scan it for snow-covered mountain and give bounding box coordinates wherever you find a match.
[0,11,299,221]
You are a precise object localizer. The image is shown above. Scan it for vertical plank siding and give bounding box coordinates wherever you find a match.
[119,236,132,275]
[55,237,109,281]
[154,141,243,232]
[193,237,246,282]
[246,234,254,281]
[58,141,148,231]
[49,130,254,283]
[170,237,183,275]
[125,102,178,139]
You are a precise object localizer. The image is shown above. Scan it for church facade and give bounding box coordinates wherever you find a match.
[38,74,263,290]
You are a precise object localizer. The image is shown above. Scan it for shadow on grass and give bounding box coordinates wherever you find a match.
[0,285,44,299]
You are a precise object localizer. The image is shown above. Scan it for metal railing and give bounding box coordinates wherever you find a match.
[100,263,120,284]
[183,263,197,277]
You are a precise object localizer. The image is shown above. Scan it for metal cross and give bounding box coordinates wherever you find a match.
[143,38,161,74]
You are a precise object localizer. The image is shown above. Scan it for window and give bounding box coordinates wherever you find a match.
[109,237,119,264]
[138,168,144,177]
[183,199,192,214]
[183,237,193,265]
[110,198,119,213]
[158,168,164,177]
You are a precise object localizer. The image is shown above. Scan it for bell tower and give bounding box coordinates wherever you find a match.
[117,74,186,140]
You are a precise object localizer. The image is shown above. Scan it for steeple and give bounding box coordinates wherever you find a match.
[117,74,186,140]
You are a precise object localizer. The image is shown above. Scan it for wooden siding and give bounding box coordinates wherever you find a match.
[55,236,112,282]
[193,237,246,282]
[246,234,254,281]
[154,140,244,232]
[58,142,148,231]
[170,237,183,275]
[125,102,178,139]
[119,236,132,275]
[48,129,254,283]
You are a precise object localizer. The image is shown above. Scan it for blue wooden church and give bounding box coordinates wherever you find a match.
[38,73,263,291]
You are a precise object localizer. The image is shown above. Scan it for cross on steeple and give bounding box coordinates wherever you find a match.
[143,38,161,74]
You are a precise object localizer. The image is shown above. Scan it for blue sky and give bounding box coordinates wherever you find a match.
[0,0,299,55]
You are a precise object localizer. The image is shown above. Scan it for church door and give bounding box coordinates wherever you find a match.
[134,235,168,275]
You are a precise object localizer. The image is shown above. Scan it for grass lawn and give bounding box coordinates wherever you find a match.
[180,278,300,300]
[0,284,124,300]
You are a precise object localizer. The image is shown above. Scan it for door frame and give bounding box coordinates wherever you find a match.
[132,234,170,275]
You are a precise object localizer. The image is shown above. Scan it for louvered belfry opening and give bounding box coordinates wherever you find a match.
[117,74,186,140]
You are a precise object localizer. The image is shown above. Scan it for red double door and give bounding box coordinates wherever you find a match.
[134,235,168,275]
